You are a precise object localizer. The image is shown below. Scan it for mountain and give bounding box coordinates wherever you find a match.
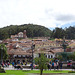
[0,24,75,40]
[0,24,52,40]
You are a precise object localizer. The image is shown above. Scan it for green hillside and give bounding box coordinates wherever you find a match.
[0,24,52,40]
[0,24,75,40]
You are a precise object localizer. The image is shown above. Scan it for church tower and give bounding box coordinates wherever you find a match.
[23,30,27,38]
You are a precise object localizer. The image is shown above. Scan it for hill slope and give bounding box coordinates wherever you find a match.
[0,24,52,40]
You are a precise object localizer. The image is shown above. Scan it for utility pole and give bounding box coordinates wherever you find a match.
[62,37,67,52]
[31,39,35,70]
[62,36,68,61]
[31,39,33,70]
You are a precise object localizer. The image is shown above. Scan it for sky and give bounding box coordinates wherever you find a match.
[0,0,75,30]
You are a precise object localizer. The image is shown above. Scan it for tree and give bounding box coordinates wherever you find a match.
[0,44,8,61]
[56,52,72,61]
[0,24,51,40]
[34,53,49,75]
[68,52,75,61]
[56,55,63,61]
[51,27,65,39]
[0,44,8,73]
[66,26,75,39]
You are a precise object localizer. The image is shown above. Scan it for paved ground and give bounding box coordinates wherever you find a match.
[3,65,73,71]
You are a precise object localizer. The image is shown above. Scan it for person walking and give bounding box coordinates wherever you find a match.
[59,61,63,70]
[52,62,54,69]
[54,62,56,70]
[47,63,50,70]
[12,61,14,67]
[56,62,59,70]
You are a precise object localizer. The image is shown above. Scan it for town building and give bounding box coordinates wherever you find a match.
[11,30,27,39]
[3,32,74,63]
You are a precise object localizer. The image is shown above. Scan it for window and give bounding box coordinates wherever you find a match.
[51,55,53,58]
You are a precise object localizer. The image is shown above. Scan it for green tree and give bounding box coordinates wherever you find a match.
[56,52,72,61]
[68,52,75,61]
[56,55,63,61]
[34,53,49,75]
[0,44,8,73]
[51,27,65,39]
[0,44,8,60]
[0,24,51,40]
[66,26,75,39]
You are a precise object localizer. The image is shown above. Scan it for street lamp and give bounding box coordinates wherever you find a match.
[31,40,33,70]
[62,37,68,52]
[62,37,68,61]
[31,39,35,70]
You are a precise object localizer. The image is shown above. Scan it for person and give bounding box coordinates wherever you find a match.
[2,62,4,67]
[49,63,51,70]
[8,62,10,67]
[67,61,72,67]
[56,62,59,70]
[12,61,14,67]
[18,60,20,65]
[15,61,17,66]
[33,64,35,69]
[25,62,27,65]
[21,62,23,65]
[30,63,32,68]
[5,63,7,67]
[50,59,52,64]
[59,61,63,70]
[47,63,50,70]
[54,62,56,70]
[52,62,54,69]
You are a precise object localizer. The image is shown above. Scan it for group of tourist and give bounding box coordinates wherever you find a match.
[12,61,27,67]
[1,62,10,67]
[0,58,73,70]
[0,60,27,68]
[47,58,63,70]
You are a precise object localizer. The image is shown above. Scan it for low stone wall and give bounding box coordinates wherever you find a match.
[14,62,75,69]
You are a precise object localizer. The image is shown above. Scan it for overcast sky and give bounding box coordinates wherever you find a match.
[0,0,75,29]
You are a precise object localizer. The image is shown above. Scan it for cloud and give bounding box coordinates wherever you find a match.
[55,14,75,22]
[0,0,75,28]
[45,9,75,23]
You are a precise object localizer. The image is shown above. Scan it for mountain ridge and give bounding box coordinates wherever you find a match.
[0,24,52,40]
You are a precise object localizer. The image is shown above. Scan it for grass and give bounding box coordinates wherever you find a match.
[0,70,70,75]
[68,71,75,73]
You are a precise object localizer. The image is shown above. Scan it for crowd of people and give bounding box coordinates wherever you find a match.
[0,58,73,70]
[0,62,10,67]
[0,60,27,68]
[47,58,63,70]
